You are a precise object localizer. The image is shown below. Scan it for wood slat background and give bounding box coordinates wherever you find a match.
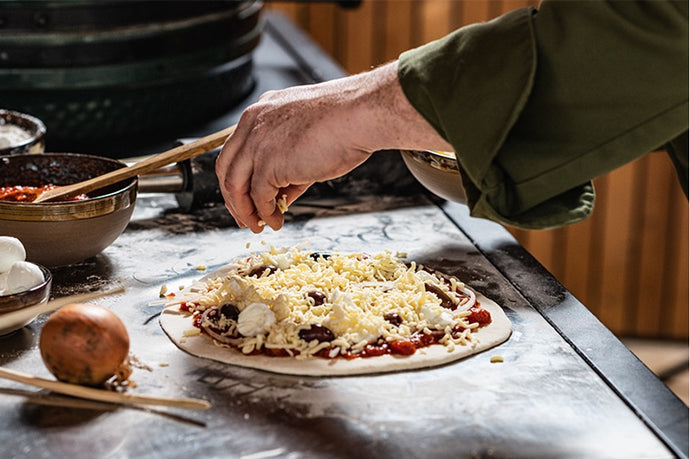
[266,0,689,339]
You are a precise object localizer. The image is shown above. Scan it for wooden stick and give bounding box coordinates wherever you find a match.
[0,367,210,410]
[34,124,237,203]
[0,387,119,411]
[0,286,126,332]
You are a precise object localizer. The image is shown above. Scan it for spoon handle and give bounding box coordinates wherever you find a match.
[35,124,236,203]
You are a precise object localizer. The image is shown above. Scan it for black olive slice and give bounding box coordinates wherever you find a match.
[299,324,335,342]
[424,283,456,309]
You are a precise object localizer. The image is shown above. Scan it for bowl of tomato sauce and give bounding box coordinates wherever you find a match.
[0,153,137,267]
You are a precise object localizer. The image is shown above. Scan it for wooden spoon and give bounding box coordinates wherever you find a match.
[33,124,237,203]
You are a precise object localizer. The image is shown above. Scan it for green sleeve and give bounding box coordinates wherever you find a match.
[398,1,688,229]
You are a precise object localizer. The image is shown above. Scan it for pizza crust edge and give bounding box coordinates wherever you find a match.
[159,292,512,377]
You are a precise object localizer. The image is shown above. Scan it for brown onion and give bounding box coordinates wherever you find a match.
[39,303,130,387]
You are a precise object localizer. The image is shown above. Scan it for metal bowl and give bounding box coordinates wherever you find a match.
[0,153,137,267]
[0,109,47,156]
[400,150,466,203]
[0,263,52,335]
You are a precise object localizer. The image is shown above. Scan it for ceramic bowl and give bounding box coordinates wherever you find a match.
[400,150,466,203]
[0,109,47,156]
[0,153,137,267]
[0,263,52,335]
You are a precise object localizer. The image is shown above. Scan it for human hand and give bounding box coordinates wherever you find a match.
[215,61,452,232]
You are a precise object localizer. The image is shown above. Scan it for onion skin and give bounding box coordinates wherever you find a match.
[39,303,130,387]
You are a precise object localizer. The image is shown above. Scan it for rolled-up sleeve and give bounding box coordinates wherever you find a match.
[398,0,688,229]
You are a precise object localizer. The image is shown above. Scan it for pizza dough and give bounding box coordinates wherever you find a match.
[158,248,512,376]
[160,291,511,376]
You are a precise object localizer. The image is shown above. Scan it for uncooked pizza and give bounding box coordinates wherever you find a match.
[159,246,511,376]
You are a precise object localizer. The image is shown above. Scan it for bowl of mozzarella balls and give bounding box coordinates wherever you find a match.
[0,236,52,335]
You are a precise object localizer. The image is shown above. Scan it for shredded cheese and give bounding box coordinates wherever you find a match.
[276,194,289,213]
[169,246,480,358]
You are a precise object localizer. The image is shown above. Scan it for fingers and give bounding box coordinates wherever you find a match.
[216,127,261,231]
[249,184,310,232]
[216,125,286,233]
[281,184,310,209]
[217,82,348,232]
[249,166,287,231]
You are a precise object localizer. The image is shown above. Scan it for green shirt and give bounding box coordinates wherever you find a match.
[399,0,688,229]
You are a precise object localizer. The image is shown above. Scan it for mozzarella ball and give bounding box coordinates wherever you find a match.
[6,261,44,294]
[0,237,26,273]
[237,302,276,337]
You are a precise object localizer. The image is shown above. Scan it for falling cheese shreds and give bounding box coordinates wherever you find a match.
[490,355,504,363]
[176,246,480,357]
[277,194,289,214]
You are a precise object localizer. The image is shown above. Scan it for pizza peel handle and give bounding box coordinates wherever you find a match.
[33,124,237,203]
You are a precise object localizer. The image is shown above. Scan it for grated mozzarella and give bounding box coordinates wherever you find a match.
[172,246,480,357]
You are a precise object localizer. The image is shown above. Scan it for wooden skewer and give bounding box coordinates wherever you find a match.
[0,286,126,332]
[0,367,211,411]
[34,124,237,203]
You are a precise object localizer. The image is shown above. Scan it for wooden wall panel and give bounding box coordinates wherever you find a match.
[305,3,338,55]
[418,0,454,44]
[265,1,688,340]
[560,204,597,315]
[379,1,415,63]
[669,192,690,337]
[339,1,376,73]
[596,162,636,333]
[460,1,493,26]
[633,154,668,335]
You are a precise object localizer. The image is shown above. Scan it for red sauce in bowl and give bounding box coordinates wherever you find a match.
[0,185,88,202]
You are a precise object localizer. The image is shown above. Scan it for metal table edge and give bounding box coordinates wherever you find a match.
[440,201,689,458]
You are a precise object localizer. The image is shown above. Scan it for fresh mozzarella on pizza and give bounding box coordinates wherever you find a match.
[159,246,511,376]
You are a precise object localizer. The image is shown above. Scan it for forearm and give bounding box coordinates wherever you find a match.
[346,61,453,153]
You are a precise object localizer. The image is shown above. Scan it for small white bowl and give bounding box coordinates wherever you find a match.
[0,264,52,335]
[400,150,466,203]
